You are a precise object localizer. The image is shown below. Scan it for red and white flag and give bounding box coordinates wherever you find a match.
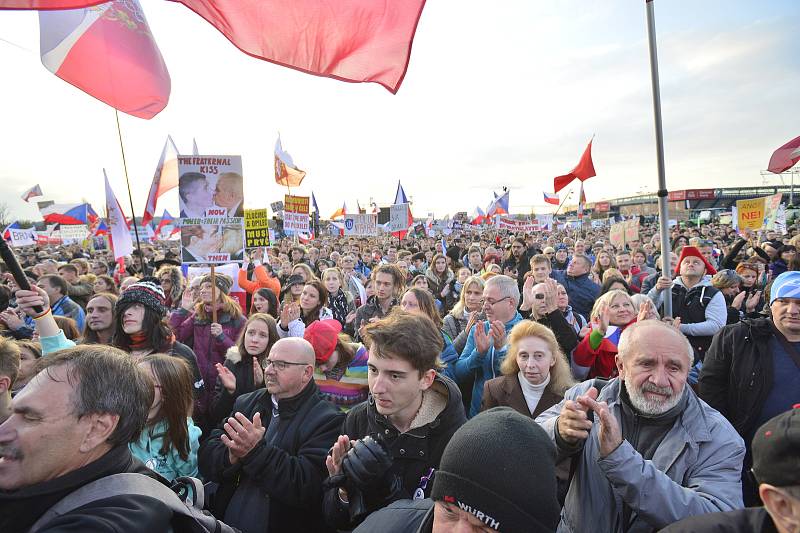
[104,170,133,261]
[275,135,306,187]
[767,135,800,174]
[543,191,559,206]
[38,0,170,119]
[172,0,426,93]
[21,184,43,202]
[554,138,596,194]
[141,135,179,227]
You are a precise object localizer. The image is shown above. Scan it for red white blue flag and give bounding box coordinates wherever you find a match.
[38,0,170,119]
[543,191,559,206]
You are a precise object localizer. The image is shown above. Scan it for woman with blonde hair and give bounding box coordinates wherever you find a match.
[443,275,485,355]
[481,320,574,418]
[572,289,645,380]
[291,262,317,284]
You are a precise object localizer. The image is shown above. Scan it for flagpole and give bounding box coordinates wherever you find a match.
[645,0,672,317]
[114,110,148,277]
[552,190,573,217]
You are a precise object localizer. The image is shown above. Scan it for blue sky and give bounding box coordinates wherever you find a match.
[0,0,797,222]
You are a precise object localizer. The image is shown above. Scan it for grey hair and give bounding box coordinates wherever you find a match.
[618,320,694,364]
[485,275,520,307]
[37,345,153,446]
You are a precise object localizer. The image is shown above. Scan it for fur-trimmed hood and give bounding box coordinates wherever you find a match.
[225,346,243,364]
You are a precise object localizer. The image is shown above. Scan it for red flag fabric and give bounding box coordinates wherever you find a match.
[141,136,179,226]
[171,0,426,93]
[38,0,170,119]
[767,135,800,174]
[0,0,104,8]
[554,139,596,194]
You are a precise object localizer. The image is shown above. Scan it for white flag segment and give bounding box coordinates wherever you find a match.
[104,170,134,260]
[141,135,179,226]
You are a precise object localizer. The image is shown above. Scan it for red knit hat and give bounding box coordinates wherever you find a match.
[675,246,716,276]
[303,320,343,364]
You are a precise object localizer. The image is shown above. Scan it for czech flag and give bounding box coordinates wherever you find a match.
[487,190,509,216]
[392,180,413,239]
[40,202,99,226]
[470,206,486,225]
[38,0,170,119]
[155,209,179,237]
[21,184,43,202]
[543,192,559,206]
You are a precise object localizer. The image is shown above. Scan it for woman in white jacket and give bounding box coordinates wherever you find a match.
[277,279,334,338]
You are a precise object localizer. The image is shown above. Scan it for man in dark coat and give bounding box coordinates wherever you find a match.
[550,254,600,320]
[322,312,466,530]
[0,345,171,532]
[199,337,343,533]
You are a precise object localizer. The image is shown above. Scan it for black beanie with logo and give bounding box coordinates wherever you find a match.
[431,407,560,533]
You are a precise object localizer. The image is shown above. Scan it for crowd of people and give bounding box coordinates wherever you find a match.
[0,219,799,532]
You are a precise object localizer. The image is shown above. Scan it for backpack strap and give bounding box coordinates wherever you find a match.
[30,473,221,533]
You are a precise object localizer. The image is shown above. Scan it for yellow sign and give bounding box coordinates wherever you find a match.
[244,209,270,248]
[736,197,766,231]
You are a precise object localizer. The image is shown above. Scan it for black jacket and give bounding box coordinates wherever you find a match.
[353,498,434,533]
[209,347,262,429]
[699,317,775,440]
[0,445,171,533]
[323,374,466,530]
[199,380,344,533]
[535,310,579,358]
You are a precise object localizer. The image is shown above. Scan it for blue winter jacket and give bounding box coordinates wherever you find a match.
[453,312,523,417]
[129,418,202,481]
[550,270,600,320]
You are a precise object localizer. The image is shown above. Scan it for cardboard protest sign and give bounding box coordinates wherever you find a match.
[495,217,537,232]
[344,214,377,236]
[284,195,310,233]
[178,156,244,218]
[180,217,245,264]
[245,208,270,248]
[609,222,625,248]
[623,219,639,244]
[736,197,767,231]
[389,203,409,232]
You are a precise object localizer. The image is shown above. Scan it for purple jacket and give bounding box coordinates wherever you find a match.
[169,308,245,417]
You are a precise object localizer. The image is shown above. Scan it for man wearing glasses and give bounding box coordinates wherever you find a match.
[199,337,344,533]
[452,275,523,417]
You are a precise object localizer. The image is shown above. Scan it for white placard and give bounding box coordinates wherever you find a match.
[344,214,378,236]
[389,203,409,232]
[8,228,36,247]
[284,212,309,233]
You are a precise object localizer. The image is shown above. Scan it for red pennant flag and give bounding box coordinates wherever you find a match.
[554,139,596,194]
[171,0,426,93]
[767,135,800,174]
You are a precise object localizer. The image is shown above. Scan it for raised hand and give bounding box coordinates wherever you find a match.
[253,357,264,386]
[593,303,610,336]
[490,320,507,350]
[215,363,237,394]
[325,435,352,477]
[730,291,746,311]
[474,321,491,354]
[745,290,762,313]
[578,394,623,458]
[221,411,265,464]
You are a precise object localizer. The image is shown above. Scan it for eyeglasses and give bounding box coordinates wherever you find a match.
[480,296,511,307]
[263,359,309,371]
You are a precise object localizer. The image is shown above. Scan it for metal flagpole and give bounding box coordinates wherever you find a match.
[114,110,148,277]
[645,0,672,317]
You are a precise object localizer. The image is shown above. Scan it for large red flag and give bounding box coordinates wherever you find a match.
[554,139,596,194]
[38,0,170,119]
[767,135,800,174]
[171,0,427,93]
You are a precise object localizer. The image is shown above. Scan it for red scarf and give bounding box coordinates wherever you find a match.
[129,331,149,351]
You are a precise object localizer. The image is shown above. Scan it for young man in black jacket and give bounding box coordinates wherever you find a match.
[323,311,467,530]
[199,337,344,533]
[0,345,169,532]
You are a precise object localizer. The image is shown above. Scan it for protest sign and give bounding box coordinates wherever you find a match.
[764,193,783,230]
[8,227,36,247]
[187,263,246,311]
[270,200,284,213]
[178,155,244,218]
[244,208,270,248]
[389,203,409,232]
[59,224,89,243]
[344,214,378,236]
[495,217,537,232]
[608,219,639,248]
[180,217,245,264]
[736,197,767,231]
[284,195,310,233]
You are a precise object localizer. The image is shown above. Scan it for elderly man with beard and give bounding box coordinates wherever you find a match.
[536,320,744,533]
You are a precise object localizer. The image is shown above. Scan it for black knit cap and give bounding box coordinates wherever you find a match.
[117,277,166,317]
[431,407,560,533]
[751,405,800,486]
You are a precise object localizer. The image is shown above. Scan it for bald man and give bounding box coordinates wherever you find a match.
[213,172,244,217]
[199,337,344,533]
[536,320,744,532]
